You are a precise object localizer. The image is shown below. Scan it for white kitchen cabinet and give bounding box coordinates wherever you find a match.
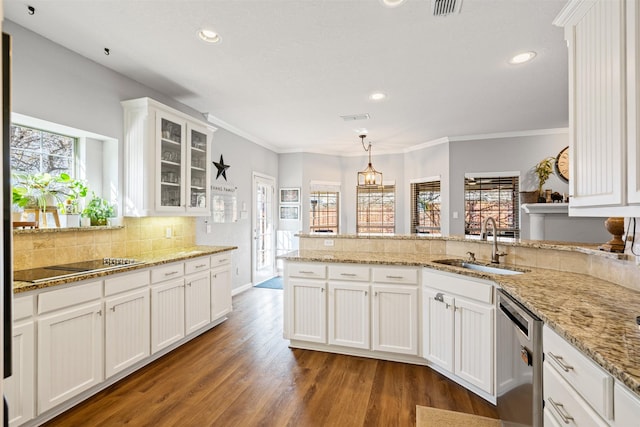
[5,295,35,427]
[372,284,419,355]
[613,382,640,426]
[104,288,150,378]
[121,97,215,217]
[37,281,103,414]
[151,278,185,353]
[554,0,640,216]
[210,254,232,321]
[422,269,494,395]
[328,282,370,349]
[185,271,211,335]
[289,278,327,343]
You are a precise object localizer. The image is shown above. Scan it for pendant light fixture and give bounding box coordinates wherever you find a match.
[357,134,383,187]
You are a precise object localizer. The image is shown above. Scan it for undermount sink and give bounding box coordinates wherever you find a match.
[432,259,527,275]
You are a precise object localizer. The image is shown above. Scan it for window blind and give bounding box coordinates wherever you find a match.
[411,180,441,234]
[356,185,395,234]
[464,176,520,238]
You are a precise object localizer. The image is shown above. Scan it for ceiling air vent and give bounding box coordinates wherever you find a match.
[340,113,370,121]
[431,0,462,16]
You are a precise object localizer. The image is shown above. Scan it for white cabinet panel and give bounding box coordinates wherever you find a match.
[290,278,326,343]
[613,382,640,426]
[328,282,369,349]
[454,297,494,394]
[151,279,185,353]
[5,320,35,427]
[422,287,454,372]
[211,266,232,321]
[372,284,418,355]
[185,271,211,335]
[105,288,150,378]
[37,301,103,414]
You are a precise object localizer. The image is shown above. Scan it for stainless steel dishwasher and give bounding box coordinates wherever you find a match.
[496,289,543,427]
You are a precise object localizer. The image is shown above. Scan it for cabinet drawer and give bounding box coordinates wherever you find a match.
[38,281,102,314]
[422,269,493,304]
[13,295,34,321]
[185,257,211,275]
[288,263,326,279]
[211,253,232,267]
[328,264,370,281]
[151,262,185,283]
[104,270,150,296]
[372,267,418,284]
[543,362,609,426]
[544,326,613,420]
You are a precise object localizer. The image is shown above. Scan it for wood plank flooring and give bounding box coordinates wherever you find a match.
[44,287,498,426]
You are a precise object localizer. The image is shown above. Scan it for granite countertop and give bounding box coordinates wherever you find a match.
[13,245,237,294]
[280,250,640,397]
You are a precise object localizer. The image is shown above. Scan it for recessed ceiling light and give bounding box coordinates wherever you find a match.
[198,29,221,44]
[369,92,387,101]
[509,51,537,65]
[380,0,406,8]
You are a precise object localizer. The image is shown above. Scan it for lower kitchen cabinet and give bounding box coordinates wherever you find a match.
[422,270,494,395]
[104,288,150,378]
[185,271,211,335]
[151,278,185,353]
[289,278,327,343]
[6,320,35,427]
[372,284,418,355]
[328,282,370,349]
[211,262,232,321]
[37,296,103,414]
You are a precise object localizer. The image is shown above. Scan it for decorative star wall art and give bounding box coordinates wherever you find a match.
[213,155,231,181]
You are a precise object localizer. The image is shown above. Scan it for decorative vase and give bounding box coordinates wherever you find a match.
[598,217,625,253]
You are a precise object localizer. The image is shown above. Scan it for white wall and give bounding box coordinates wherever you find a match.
[196,128,278,290]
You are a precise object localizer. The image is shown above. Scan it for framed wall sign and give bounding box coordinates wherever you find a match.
[279,205,300,220]
[280,188,300,204]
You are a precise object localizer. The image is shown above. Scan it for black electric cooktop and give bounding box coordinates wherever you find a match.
[14,258,144,283]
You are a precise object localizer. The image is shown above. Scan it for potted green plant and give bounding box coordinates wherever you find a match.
[535,157,555,202]
[82,193,115,226]
[58,178,88,227]
[12,172,77,226]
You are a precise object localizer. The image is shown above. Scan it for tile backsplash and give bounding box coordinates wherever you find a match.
[13,217,196,271]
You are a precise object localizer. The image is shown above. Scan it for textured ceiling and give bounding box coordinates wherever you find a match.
[4,0,569,155]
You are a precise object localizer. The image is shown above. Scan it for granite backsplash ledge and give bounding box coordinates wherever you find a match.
[296,234,640,292]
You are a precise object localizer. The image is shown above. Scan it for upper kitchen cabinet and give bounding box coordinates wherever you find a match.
[554,0,640,216]
[121,98,215,216]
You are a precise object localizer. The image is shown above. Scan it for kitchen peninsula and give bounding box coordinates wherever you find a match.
[280,233,640,424]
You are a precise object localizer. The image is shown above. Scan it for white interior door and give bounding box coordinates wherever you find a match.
[252,173,276,285]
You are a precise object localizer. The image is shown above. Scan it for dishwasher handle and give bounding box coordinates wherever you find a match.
[499,298,531,340]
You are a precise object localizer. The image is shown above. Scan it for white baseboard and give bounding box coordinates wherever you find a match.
[232,282,253,296]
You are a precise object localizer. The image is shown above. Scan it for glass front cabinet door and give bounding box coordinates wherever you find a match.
[122,97,215,217]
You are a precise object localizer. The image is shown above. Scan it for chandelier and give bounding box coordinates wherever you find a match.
[357,134,383,187]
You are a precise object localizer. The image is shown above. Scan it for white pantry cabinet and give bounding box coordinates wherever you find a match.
[121,97,215,217]
[37,281,103,414]
[422,269,494,395]
[5,295,35,427]
[554,0,640,216]
[210,254,232,321]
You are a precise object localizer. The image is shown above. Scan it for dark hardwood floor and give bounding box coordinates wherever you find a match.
[44,287,498,426]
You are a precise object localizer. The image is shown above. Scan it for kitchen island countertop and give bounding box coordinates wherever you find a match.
[280,250,640,398]
[13,245,237,294]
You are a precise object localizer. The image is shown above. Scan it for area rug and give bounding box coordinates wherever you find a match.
[254,276,283,290]
[416,406,501,427]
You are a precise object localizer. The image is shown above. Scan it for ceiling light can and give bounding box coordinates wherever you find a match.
[380,0,406,8]
[369,92,387,101]
[198,29,221,44]
[509,51,537,65]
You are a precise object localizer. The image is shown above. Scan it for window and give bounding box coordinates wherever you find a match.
[309,191,339,233]
[10,124,75,175]
[357,185,395,234]
[464,175,520,238]
[411,180,441,234]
